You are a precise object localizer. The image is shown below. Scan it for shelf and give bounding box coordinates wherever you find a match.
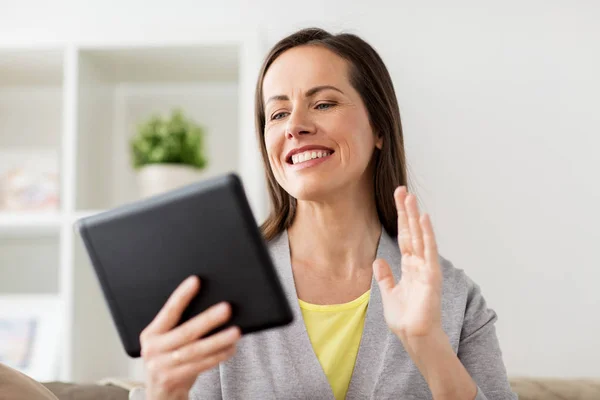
[0,51,63,213]
[71,232,132,382]
[0,49,63,87]
[76,45,241,211]
[0,233,59,294]
[79,45,239,83]
[0,90,63,148]
[0,52,63,220]
[0,33,266,382]
[0,214,60,293]
[0,212,62,236]
[0,294,63,381]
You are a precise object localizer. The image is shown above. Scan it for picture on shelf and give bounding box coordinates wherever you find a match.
[0,296,62,381]
[0,148,59,212]
[0,318,37,368]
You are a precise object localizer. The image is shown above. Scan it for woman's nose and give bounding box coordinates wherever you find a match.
[285,109,315,139]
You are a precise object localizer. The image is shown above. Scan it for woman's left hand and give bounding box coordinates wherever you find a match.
[373,186,443,342]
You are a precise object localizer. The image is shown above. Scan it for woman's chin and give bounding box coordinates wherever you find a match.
[287,179,340,202]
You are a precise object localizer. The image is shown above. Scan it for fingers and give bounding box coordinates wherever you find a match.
[169,326,241,367]
[147,343,237,394]
[176,344,237,377]
[420,214,439,267]
[183,343,237,372]
[140,276,241,398]
[167,345,237,388]
[149,325,240,371]
[406,194,425,258]
[142,318,240,395]
[394,187,412,256]
[143,276,200,336]
[395,186,427,258]
[373,259,395,294]
[148,302,234,355]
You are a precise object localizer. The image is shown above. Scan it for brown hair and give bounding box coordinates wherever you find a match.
[255,27,409,241]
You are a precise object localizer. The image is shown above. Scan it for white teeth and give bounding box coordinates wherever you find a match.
[290,150,332,164]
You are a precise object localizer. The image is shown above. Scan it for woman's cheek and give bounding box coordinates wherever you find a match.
[264,126,281,149]
[267,151,285,183]
[264,135,277,163]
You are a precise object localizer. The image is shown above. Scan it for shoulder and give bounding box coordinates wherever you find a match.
[437,253,490,314]
[389,232,487,314]
[434,254,498,339]
[437,254,479,295]
[264,230,289,262]
[265,230,286,249]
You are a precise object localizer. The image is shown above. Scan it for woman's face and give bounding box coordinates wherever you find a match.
[262,45,382,202]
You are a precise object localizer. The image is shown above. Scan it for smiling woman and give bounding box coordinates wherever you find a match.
[139,27,518,400]
[261,46,384,218]
[256,35,405,241]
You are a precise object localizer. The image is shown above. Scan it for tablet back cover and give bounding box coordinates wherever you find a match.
[76,173,293,357]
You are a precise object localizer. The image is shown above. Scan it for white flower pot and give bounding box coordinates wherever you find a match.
[136,164,203,199]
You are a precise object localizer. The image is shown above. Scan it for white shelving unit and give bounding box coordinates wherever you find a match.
[0,29,267,383]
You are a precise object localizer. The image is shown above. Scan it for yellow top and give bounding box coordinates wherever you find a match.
[299,290,370,400]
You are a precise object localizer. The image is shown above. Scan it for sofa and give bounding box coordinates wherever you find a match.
[2,363,600,399]
[40,377,600,400]
[508,377,600,399]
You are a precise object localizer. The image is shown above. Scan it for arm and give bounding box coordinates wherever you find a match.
[401,330,479,400]
[398,273,517,400]
[373,187,516,400]
[390,272,517,400]
[400,313,517,400]
[454,274,517,400]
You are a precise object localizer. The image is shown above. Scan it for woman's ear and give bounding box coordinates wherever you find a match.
[375,134,383,150]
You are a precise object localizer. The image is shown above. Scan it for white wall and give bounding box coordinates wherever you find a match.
[1,0,598,378]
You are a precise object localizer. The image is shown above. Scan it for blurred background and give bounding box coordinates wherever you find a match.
[0,0,598,389]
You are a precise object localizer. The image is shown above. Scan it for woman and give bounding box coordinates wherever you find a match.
[139,28,517,400]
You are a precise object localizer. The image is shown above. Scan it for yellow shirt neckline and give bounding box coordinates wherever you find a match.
[298,289,371,312]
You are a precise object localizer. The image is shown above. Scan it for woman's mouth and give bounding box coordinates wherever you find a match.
[288,150,334,165]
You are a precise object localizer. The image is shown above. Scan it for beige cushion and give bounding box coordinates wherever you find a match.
[41,382,129,400]
[510,377,600,400]
[0,363,58,400]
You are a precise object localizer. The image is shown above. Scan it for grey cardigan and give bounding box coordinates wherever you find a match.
[188,230,517,400]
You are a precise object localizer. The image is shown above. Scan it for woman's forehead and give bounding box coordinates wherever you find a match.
[262,46,350,100]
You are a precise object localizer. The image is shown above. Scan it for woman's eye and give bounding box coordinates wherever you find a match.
[315,103,334,110]
[271,111,289,120]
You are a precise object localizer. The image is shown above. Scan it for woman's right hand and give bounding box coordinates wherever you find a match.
[140,275,241,400]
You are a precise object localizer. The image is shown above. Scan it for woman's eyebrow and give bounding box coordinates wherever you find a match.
[265,85,344,106]
[305,85,344,97]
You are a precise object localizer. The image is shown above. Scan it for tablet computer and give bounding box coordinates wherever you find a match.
[75,173,294,358]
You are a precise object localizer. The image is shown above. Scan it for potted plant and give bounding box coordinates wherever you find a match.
[130,108,208,198]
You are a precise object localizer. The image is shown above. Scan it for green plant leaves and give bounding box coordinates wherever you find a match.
[130,109,207,170]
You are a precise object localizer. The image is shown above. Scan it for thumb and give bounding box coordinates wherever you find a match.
[373,259,396,295]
